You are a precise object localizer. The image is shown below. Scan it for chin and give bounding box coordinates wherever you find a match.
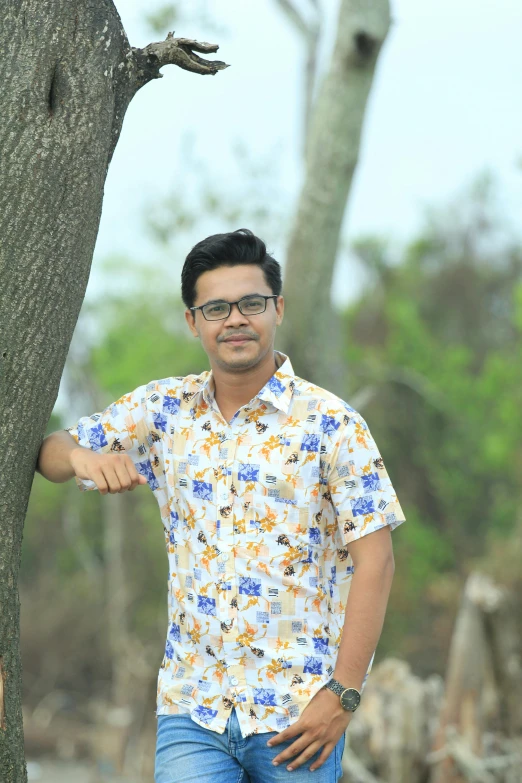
[217,347,260,368]
[224,356,258,370]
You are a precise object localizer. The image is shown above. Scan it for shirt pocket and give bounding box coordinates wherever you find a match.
[247,501,314,578]
[270,526,325,584]
[271,527,310,570]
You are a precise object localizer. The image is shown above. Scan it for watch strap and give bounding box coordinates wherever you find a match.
[323,678,346,697]
[323,679,361,710]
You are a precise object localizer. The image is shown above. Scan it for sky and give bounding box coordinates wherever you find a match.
[84,0,522,313]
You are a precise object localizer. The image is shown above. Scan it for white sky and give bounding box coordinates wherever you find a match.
[87,0,522,310]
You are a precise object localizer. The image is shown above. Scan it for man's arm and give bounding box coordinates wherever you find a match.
[326,411,404,689]
[36,429,83,483]
[332,525,395,689]
[37,383,156,493]
[36,429,148,493]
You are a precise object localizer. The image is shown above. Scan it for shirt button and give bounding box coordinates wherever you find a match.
[218,552,229,562]
[229,676,239,686]
[220,492,228,501]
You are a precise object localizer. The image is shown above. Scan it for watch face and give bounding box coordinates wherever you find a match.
[340,688,361,711]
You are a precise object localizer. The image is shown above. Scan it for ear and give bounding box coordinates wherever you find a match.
[185,309,199,338]
[275,295,284,326]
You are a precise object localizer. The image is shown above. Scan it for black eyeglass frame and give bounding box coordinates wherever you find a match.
[189,294,278,321]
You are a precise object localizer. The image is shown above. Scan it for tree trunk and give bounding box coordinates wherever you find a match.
[277,0,391,395]
[429,573,492,783]
[0,3,227,779]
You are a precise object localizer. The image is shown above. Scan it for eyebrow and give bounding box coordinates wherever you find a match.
[200,293,265,307]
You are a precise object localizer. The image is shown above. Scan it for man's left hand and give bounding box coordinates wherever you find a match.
[266,686,353,772]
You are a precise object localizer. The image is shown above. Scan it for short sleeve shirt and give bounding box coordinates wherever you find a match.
[65,351,406,737]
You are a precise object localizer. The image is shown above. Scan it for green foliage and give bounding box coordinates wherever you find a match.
[398,510,455,590]
[145,4,178,36]
[144,2,229,39]
[341,177,522,673]
[90,297,207,399]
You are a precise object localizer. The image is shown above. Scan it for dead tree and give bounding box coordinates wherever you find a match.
[428,572,522,783]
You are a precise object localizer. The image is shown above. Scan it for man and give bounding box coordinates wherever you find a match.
[37,227,406,783]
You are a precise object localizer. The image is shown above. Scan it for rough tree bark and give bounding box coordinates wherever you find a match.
[0,3,228,780]
[277,0,391,395]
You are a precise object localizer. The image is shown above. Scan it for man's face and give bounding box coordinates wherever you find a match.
[184,264,284,373]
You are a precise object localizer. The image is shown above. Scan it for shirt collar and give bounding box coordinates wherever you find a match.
[200,350,296,415]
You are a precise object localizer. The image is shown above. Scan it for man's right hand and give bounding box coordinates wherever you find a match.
[69,449,148,494]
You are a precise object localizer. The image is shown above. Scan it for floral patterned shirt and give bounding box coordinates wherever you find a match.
[65,350,406,737]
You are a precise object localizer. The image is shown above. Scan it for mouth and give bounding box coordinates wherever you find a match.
[223,337,253,345]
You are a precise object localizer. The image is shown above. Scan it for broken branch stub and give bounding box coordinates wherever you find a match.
[131,31,230,93]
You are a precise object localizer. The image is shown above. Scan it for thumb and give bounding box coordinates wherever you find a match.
[138,474,148,484]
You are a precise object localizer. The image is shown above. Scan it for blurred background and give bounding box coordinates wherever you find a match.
[22,0,522,780]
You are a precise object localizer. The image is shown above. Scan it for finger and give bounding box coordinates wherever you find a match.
[310,743,336,772]
[273,737,309,766]
[117,462,139,492]
[286,740,327,771]
[118,460,146,492]
[124,459,147,490]
[91,468,109,495]
[266,727,301,747]
[130,471,148,490]
[103,465,123,494]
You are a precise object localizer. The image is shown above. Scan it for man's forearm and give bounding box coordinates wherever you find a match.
[332,558,395,690]
[36,430,82,483]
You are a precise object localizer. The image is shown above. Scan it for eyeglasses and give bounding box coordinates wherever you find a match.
[189,294,278,321]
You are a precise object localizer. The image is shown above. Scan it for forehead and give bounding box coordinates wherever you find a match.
[195,264,271,303]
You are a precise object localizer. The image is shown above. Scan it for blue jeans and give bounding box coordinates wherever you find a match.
[155,708,346,783]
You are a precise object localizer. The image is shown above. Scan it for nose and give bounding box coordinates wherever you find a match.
[222,301,249,327]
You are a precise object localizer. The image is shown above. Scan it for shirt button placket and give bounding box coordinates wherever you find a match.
[216,427,242,700]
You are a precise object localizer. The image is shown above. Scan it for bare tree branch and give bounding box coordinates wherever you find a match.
[342,747,386,783]
[303,21,321,159]
[273,0,323,158]
[273,0,310,39]
[131,31,230,93]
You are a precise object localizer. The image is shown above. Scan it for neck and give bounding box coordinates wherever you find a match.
[212,350,279,417]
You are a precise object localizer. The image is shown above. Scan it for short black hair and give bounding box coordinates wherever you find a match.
[181,228,283,310]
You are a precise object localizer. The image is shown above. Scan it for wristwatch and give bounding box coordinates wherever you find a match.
[322,679,361,712]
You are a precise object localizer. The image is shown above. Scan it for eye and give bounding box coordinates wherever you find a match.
[242,297,264,310]
[207,304,228,314]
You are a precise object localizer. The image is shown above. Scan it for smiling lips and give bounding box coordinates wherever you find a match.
[223,336,253,344]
